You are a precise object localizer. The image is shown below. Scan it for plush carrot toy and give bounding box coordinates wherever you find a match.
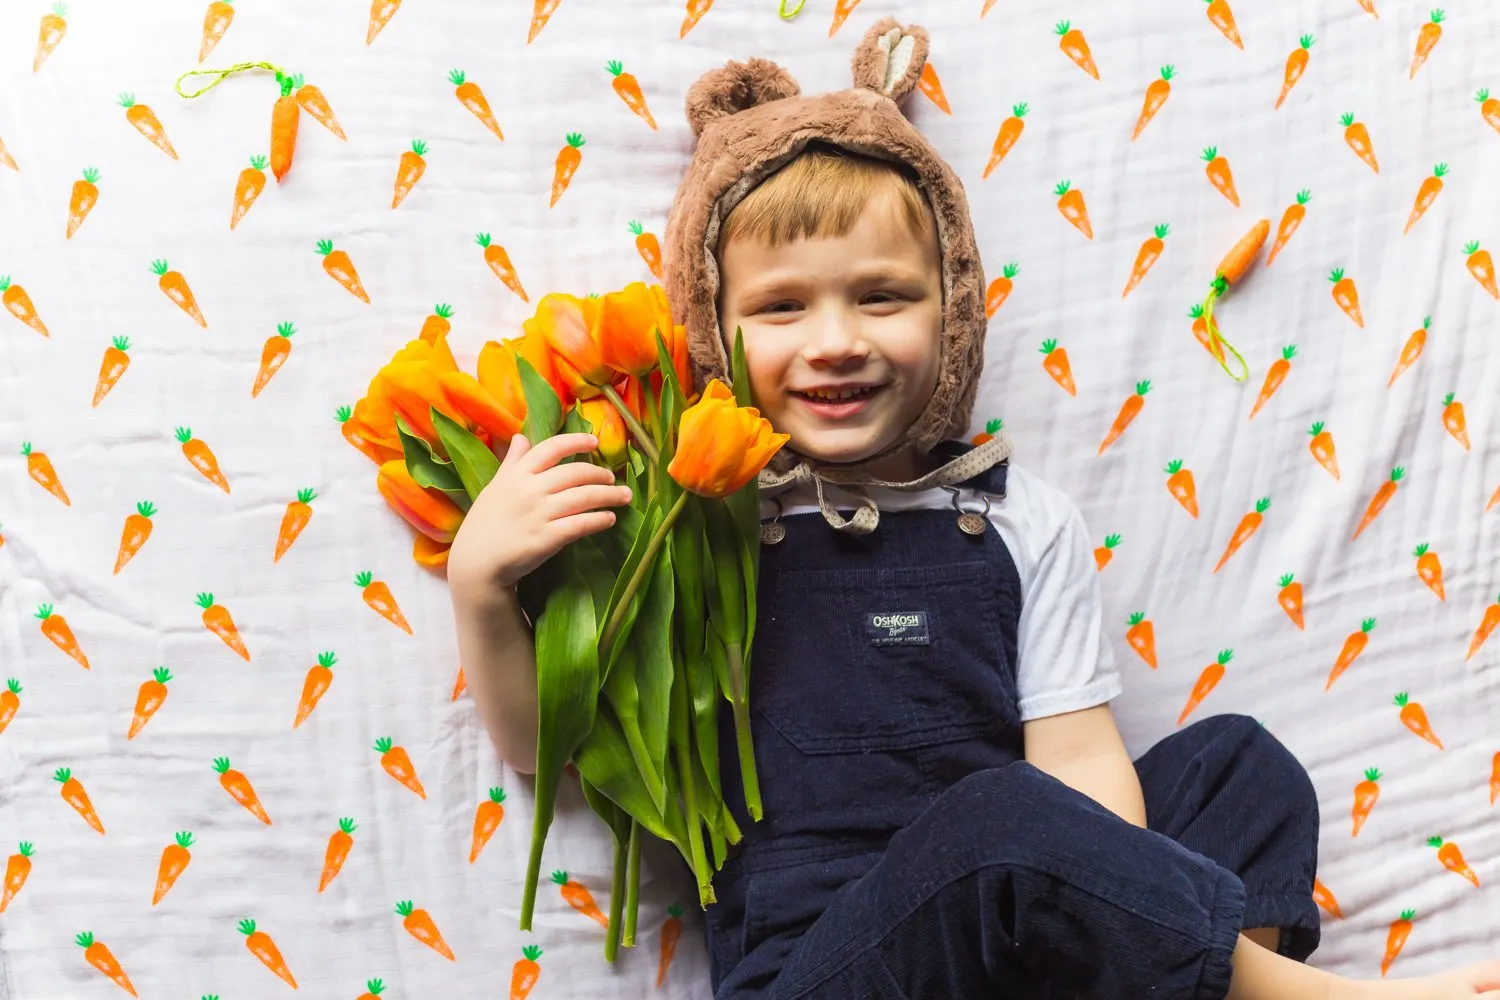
[270,72,300,182]
[66,167,100,239]
[987,262,1020,316]
[151,831,193,904]
[1197,218,1269,382]
[318,817,357,892]
[985,104,1028,174]
[1132,67,1172,141]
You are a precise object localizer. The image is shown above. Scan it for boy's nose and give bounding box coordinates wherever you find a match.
[801,305,870,365]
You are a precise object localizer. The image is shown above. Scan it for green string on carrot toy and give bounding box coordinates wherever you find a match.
[175,62,300,183]
[1198,217,1269,383]
[778,0,806,17]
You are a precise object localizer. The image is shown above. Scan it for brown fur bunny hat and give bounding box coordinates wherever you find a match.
[662,18,1009,533]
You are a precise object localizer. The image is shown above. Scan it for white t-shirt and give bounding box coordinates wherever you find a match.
[760,462,1122,722]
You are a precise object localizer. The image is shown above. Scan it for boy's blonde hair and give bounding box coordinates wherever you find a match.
[716,142,934,255]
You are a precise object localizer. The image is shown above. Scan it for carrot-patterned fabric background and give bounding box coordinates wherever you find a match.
[1,0,1497,995]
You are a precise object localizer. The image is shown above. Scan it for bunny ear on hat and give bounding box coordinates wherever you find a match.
[685,57,802,138]
[851,17,930,103]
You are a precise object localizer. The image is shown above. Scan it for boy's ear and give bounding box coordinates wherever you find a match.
[685,56,802,138]
[851,18,929,104]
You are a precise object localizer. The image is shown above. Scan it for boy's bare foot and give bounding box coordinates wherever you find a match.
[1329,961,1500,1000]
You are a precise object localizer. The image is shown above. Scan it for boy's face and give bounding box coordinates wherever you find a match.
[717,192,943,480]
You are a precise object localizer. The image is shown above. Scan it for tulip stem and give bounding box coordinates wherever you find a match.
[602,383,660,466]
[598,490,688,659]
[727,641,763,822]
[605,827,626,962]
[623,819,642,947]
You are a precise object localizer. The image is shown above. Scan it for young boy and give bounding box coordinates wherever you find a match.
[449,18,1499,1000]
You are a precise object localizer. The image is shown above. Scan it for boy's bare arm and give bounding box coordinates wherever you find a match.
[452,579,539,775]
[1023,704,1147,827]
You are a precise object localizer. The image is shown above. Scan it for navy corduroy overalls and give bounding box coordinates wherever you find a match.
[703,450,1323,1000]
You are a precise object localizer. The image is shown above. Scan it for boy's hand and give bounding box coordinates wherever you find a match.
[447,432,632,593]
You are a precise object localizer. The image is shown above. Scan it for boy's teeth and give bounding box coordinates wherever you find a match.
[801,386,874,401]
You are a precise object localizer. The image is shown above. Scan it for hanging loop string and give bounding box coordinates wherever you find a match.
[778,0,806,18]
[1200,275,1250,383]
[176,61,286,99]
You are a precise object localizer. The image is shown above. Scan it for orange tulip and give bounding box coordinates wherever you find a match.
[651,322,695,400]
[598,281,675,377]
[509,325,572,410]
[578,397,628,468]
[366,335,464,443]
[620,374,648,426]
[347,396,404,462]
[412,535,452,568]
[473,340,530,431]
[529,293,609,399]
[376,460,464,543]
[668,380,789,497]
[440,370,522,442]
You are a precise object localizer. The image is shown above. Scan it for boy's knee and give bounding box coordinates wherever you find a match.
[1191,714,1317,808]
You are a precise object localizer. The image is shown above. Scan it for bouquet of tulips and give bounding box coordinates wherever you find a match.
[349,283,789,959]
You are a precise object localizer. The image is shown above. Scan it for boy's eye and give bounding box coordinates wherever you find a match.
[763,301,800,313]
[863,291,903,304]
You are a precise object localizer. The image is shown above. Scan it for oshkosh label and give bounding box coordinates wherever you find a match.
[865,611,930,646]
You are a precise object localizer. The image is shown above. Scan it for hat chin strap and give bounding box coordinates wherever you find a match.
[755,431,1012,533]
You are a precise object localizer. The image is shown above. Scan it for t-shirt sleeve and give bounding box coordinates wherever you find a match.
[1013,500,1123,722]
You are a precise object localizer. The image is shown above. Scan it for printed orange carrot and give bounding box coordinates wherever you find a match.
[552,870,609,927]
[917,62,951,114]
[34,4,69,73]
[290,74,346,140]
[419,303,453,343]
[970,418,1003,446]
[0,135,16,172]
[36,604,87,667]
[450,70,504,140]
[1040,340,1076,396]
[1246,345,1295,419]
[1341,113,1379,173]
[92,336,132,407]
[374,737,426,798]
[119,94,178,159]
[54,768,104,833]
[1381,910,1414,976]
[1413,544,1444,600]
[0,679,20,736]
[1404,164,1447,235]
[477,233,529,301]
[317,240,370,302]
[23,443,70,506]
[628,221,663,280]
[1164,460,1198,518]
[1354,467,1404,540]
[1122,224,1170,298]
[1097,381,1150,454]
[1265,190,1310,265]
[984,104,1028,177]
[2,276,49,336]
[657,904,684,985]
[1307,422,1340,480]
[151,831,193,905]
[1464,241,1498,298]
[680,0,714,38]
[274,488,316,562]
[550,132,586,207]
[1202,146,1240,206]
[470,787,507,862]
[126,666,172,740]
[1,842,32,912]
[197,592,249,660]
[1055,20,1099,79]
[1490,751,1499,805]
[391,140,427,208]
[529,0,561,42]
[1428,835,1479,887]
[292,651,336,727]
[1179,650,1232,725]
[252,322,296,398]
[512,945,544,999]
[1278,574,1305,629]
[66,167,100,239]
[1276,35,1314,109]
[359,978,386,1000]
[215,758,270,824]
[1351,768,1381,836]
[269,71,299,183]
[1388,316,1429,386]
[199,0,234,62]
[982,0,998,15]
[239,919,297,986]
[1489,484,1500,512]
[368,0,401,44]
[453,664,467,701]
[986,263,1020,316]
[229,155,268,230]
[114,501,156,575]
[1394,692,1442,749]
[607,60,657,129]
[357,572,412,633]
[1440,393,1469,450]
[1126,612,1157,668]
[177,427,230,493]
[1479,89,1500,134]
[1054,180,1093,238]
[1205,0,1242,48]
[152,259,207,328]
[75,932,135,996]
[1214,496,1270,573]
[1189,305,1227,363]
[1328,269,1363,327]
[318,817,357,891]
[1132,67,1173,141]
[1409,10,1445,78]
[829,0,862,36]
[338,404,398,465]
[1466,593,1500,661]
[1094,534,1121,570]
[1313,878,1343,918]
[397,900,456,960]
[1326,618,1375,689]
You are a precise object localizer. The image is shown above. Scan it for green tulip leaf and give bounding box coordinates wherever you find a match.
[395,414,470,511]
[518,355,563,445]
[431,407,500,499]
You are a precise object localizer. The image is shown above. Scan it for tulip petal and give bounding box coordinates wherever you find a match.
[669,379,790,497]
[413,534,452,568]
[377,460,465,542]
[440,370,523,443]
